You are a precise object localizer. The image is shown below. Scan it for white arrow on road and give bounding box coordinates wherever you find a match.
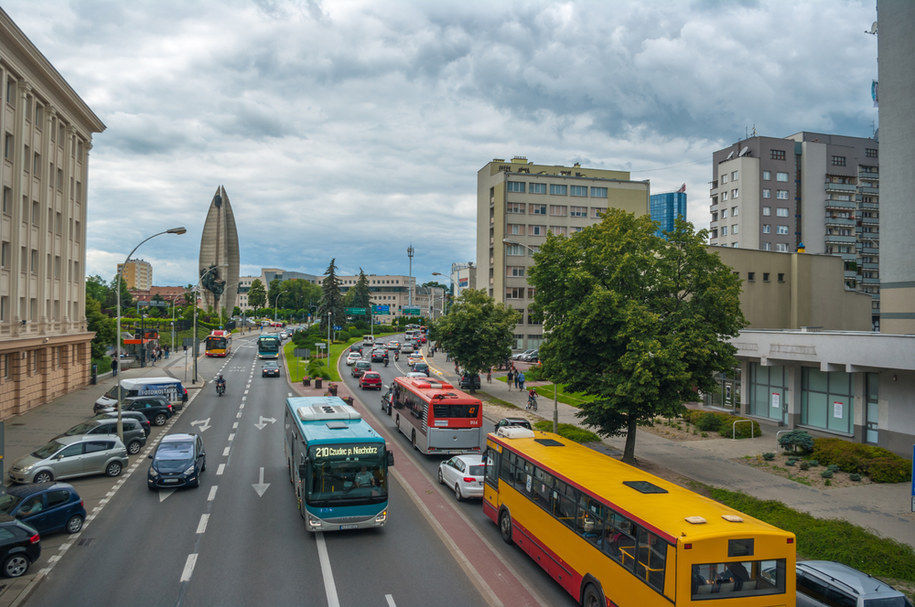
[252,467,270,497]
[254,416,276,430]
[190,418,212,433]
[159,489,175,503]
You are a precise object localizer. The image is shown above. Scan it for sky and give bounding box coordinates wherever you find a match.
[3,0,879,289]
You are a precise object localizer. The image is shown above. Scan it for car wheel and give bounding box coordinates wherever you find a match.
[2,553,30,578]
[437,468,444,485]
[127,440,142,455]
[65,514,84,534]
[499,509,513,544]
[33,471,53,484]
[154,413,167,426]
[105,461,123,477]
[454,483,463,501]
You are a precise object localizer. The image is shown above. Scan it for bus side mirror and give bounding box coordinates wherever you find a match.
[299,465,308,478]
[386,450,394,467]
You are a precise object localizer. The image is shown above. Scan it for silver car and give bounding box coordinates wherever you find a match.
[8,436,129,484]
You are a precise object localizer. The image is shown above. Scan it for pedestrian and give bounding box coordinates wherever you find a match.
[506,369,514,391]
[518,371,525,391]
[110,357,118,377]
[486,367,492,383]
[514,371,521,390]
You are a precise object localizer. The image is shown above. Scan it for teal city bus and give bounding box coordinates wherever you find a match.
[257,335,281,359]
[284,396,394,532]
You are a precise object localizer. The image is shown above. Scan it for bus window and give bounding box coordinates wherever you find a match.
[635,528,667,592]
[692,559,786,598]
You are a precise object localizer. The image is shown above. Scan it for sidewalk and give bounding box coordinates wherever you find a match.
[427,358,915,551]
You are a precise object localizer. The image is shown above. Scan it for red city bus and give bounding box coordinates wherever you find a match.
[390,377,483,454]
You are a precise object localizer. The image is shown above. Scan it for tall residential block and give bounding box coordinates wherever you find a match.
[117,259,152,291]
[709,133,880,327]
[477,157,649,351]
[0,8,106,415]
[878,0,915,334]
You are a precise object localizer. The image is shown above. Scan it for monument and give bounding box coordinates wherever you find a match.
[198,186,240,317]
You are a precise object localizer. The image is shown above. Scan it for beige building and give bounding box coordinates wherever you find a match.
[477,157,650,350]
[0,9,105,416]
[117,259,152,291]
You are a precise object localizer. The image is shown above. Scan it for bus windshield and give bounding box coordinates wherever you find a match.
[206,337,227,348]
[306,444,388,506]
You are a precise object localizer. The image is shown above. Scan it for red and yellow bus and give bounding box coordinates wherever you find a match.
[483,428,796,607]
[390,376,483,454]
[205,330,232,357]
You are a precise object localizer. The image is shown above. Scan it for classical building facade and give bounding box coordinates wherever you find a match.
[0,9,105,416]
[477,156,650,350]
[197,186,239,317]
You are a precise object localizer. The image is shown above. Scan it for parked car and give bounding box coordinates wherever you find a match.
[96,395,174,426]
[147,433,206,490]
[55,417,147,455]
[797,560,913,607]
[359,371,383,390]
[262,360,280,378]
[8,436,128,484]
[351,360,372,378]
[345,351,362,366]
[94,376,187,412]
[520,349,539,362]
[0,514,40,578]
[412,361,430,376]
[459,373,481,390]
[438,454,487,501]
[92,411,151,436]
[0,482,86,536]
[494,417,533,433]
[512,349,536,361]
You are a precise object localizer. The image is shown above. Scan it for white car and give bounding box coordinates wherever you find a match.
[345,352,362,366]
[437,454,487,501]
[407,353,423,367]
[405,371,427,379]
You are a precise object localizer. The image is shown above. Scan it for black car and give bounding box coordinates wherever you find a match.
[412,361,430,376]
[148,433,206,490]
[459,373,481,390]
[0,514,40,578]
[98,395,173,426]
[371,349,386,362]
[494,417,533,433]
[92,411,151,436]
[262,361,280,377]
[349,344,364,355]
[0,482,86,536]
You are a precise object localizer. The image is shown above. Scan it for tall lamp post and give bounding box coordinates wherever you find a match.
[407,244,414,307]
[193,264,224,384]
[274,293,281,327]
[116,227,186,443]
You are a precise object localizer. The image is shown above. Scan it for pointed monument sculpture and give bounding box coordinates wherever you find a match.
[198,186,240,317]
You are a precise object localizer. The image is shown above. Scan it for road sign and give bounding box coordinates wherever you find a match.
[403,307,421,316]
[373,304,390,313]
[345,307,366,315]
[333,325,341,331]
[294,348,310,358]
[315,343,326,349]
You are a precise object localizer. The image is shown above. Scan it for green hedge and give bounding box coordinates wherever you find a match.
[812,438,911,483]
[683,410,761,439]
[533,421,600,443]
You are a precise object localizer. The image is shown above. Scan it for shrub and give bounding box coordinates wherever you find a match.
[786,458,797,466]
[763,452,775,461]
[696,412,723,432]
[799,461,811,471]
[778,429,814,454]
[532,421,600,443]
[849,473,862,482]
[808,460,819,467]
[868,457,911,483]
[820,469,833,479]
[813,438,912,482]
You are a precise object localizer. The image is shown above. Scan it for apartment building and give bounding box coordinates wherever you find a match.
[117,259,152,291]
[0,9,106,416]
[477,157,650,351]
[709,133,880,326]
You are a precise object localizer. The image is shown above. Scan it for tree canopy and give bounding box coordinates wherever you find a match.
[247,279,266,309]
[343,269,372,319]
[318,259,345,333]
[528,210,746,463]
[431,289,518,390]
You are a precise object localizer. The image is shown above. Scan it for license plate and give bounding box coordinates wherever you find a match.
[338,524,358,530]
[163,478,179,484]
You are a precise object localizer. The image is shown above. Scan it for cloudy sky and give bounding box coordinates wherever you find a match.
[3,0,878,288]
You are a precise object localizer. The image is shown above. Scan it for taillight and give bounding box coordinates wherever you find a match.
[167,405,173,411]
[29,533,40,544]
[463,477,476,483]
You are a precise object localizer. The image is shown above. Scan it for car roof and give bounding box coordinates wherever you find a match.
[797,561,905,598]
[363,371,381,377]
[452,454,485,465]
[4,481,76,498]
[160,433,197,443]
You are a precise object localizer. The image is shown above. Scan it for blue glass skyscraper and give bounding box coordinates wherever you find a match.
[650,190,687,238]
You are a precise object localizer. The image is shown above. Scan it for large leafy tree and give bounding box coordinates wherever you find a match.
[318,259,345,334]
[343,269,372,320]
[432,289,518,390]
[267,278,283,313]
[86,276,115,359]
[528,210,746,463]
[247,279,266,309]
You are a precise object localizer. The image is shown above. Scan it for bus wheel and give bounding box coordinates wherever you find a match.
[581,584,603,607]
[499,509,513,544]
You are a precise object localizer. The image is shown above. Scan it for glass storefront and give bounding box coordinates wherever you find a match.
[801,368,853,435]
[748,364,786,422]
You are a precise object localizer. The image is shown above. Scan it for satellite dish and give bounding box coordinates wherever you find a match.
[726,151,735,160]
[739,146,750,157]
[866,21,877,35]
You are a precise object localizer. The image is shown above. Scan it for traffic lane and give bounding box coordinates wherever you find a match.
[344,366,578,607]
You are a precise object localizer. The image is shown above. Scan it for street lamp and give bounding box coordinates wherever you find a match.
[407,244,414,307]
[274,293,281,327]
[115,227,186,443]
[193,264,224,384]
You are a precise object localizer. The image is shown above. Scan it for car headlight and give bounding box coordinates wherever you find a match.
[148,467,159,478]
[184,464,196,475]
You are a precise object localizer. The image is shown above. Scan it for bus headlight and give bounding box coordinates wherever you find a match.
[375,510,387,524]
[307,514,323,529]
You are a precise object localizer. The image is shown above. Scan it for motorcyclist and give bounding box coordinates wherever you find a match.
[215,374,226,395]
[394,351,399,362]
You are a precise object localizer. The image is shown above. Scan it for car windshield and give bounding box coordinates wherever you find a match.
[62,421,98,436]
[156,441,194,461]
[31,441,65,459]
[0,493,22,514]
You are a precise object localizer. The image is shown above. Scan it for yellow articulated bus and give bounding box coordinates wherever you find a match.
[483,428,796,607]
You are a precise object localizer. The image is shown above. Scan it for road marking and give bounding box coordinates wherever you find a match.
[180,553,197,582]
[196,514,209,534]
[159,489,175,502]
[208,486,217,501]
[315,532,340,607]
[385,595,397,607]
[228,433,235,441]
[216,463,225,475]
[223,447,230,456]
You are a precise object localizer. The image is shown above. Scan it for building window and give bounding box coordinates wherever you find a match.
[776,243,788,252]
[778,273,785,282]
[762,206,771,216]
[721,173,728,184]
[770,149,786,160]
[570,185,587,197]
[1,241,8,267]
[529,182,546,194]
[763,272,770,282]
[507,202,525,214]
[549,205,567,216]
[776,207,789,217]
[762,170,771,180]
[590,186,607,198]
[722,191,729,201]
[747,272,755,281]
[591,207,606,218]
[763,242,771,251]
[4,133,13,160]
[507,266,525,277]
[721,208,728,219]
[776,190,789,200]
[1,187,10,214]
[731,189,739,198]
[762,224,771,234]
[506,287,524,299]
[570,206,587,217]
[776,225,789,235]
[865,148,878,158]
[549,225,567,236]
[549,184,567,196]
[731,170,739,180]
[506,223,523,235]
[505,244,525,256]
[776,171,789,182]
[762,189,771,199]
[507,181,525,193]
[732,225,739,234]
[529,204,546,215]
[831,156,846,167]
[731,206,738,216]
[721,226,728,236]
[528,225,546,236]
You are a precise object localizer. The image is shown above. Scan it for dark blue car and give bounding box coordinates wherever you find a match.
[0,482,86,536]
[148,433,206,490]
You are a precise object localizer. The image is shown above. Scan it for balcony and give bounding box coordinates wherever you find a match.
[858,170,879,180]
[860,216,879,225]
[862,261,879,270]
[824,182,857,193]
[824,199,856,211]
[710,219,718,229]
[860,201,879,210]
[859,186,879,195]
[824,216,855,227]
[824,234,857,244]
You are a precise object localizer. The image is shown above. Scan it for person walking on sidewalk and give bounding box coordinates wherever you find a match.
[506,369,514,391]
[110,357,118,377]
[518,371,526,391]
[486,367,492,383]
